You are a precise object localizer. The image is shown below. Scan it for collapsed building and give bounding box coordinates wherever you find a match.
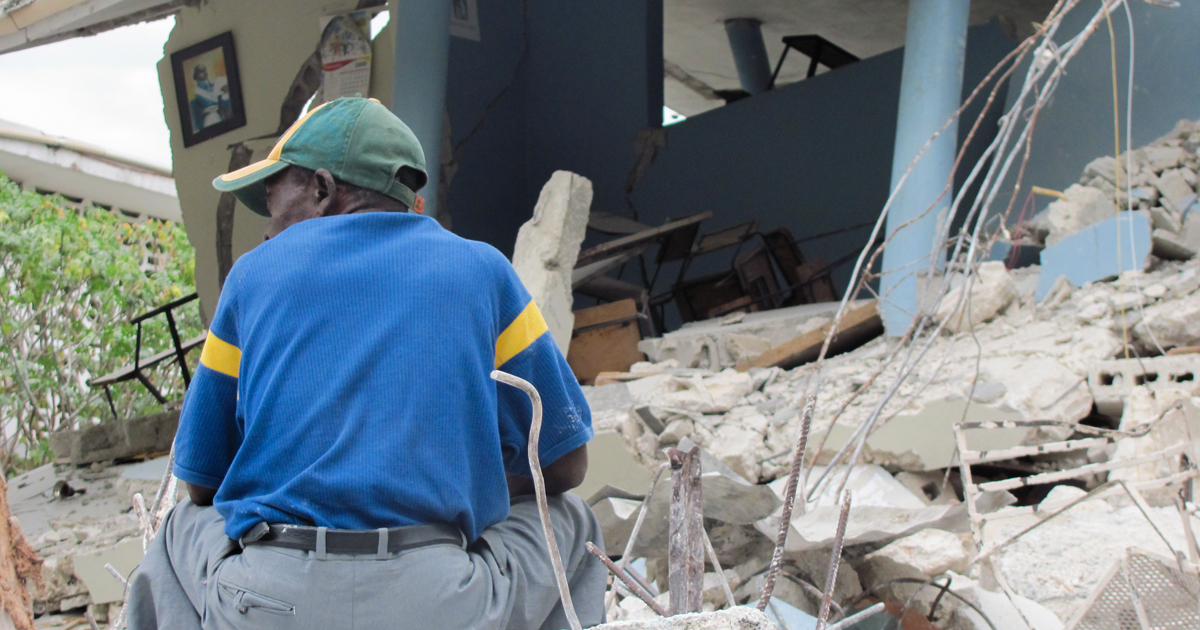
[2,0,1200,628]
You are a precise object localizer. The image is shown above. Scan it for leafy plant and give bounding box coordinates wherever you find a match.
[0,174,200,476]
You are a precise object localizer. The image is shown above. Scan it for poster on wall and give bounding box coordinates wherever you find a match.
[450,0,481,41]
[317,11,373,102]
[170,32,247,148]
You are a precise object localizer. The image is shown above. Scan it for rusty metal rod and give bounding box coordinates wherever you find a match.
[758,394,816,611]
[815,492,852,630]
[492,370,582,630]
[587,542,668,617]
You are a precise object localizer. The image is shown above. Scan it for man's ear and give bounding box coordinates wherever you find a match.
[313,168,338,217]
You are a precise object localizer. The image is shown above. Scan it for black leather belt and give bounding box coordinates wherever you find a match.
[240,522,464,556]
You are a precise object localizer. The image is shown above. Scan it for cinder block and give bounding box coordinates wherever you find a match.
[1089,356,1200,417]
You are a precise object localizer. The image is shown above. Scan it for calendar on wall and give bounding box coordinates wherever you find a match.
[318,10,373,102]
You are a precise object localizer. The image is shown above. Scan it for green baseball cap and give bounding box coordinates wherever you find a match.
[212,97,428,217]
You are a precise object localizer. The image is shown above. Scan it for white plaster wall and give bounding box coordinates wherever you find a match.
[157,0,395,319]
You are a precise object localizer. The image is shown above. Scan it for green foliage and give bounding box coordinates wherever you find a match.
[0,174,200,476]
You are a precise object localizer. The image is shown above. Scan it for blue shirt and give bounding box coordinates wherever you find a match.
[173,213,592,542]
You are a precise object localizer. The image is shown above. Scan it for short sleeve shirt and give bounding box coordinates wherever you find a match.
[173,213,592,542]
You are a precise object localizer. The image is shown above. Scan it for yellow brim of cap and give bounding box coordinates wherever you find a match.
[211,158,290,217]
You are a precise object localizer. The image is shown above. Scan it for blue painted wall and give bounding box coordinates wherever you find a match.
[625,22,1015,328]
[443,0,661,257]
[1000,0,1200,212]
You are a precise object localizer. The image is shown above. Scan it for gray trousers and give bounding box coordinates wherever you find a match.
[126,495,607,630]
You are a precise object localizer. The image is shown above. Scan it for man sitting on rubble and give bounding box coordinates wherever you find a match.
[127,97,606,630]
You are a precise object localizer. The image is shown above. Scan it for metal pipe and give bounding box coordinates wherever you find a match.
[878,0,970,335]
[491,370,582,630]
[724,18,773,94]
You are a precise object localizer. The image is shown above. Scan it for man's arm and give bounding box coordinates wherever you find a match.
[187,482,218,506]
[508,443,588,498]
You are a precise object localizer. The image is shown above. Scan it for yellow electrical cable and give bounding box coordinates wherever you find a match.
[1106,5,1132,366]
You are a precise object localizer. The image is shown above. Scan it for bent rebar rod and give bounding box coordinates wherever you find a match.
[492,370,582,630]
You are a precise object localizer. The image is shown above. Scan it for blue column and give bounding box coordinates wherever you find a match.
[879,0,970,335]
[391,0,453,219]
[724,18,772,95]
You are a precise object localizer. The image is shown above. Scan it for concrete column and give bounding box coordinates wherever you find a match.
[878,0,970,335]
[390,0,453,219]
[724,18,772,95]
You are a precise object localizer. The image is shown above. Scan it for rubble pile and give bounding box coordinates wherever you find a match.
[8,458,179,623]
[588,252,1200,626]
[1025,118,1200,259]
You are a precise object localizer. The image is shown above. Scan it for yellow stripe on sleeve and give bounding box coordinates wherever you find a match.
[495,301,549,368]
[199,330,241,378]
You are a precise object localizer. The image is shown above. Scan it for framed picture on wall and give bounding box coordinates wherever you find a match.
[170,32,247,148]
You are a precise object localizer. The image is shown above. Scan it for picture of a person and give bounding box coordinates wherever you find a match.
[190,64,230,131]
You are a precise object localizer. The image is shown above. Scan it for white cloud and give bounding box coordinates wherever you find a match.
[0,18,175,169]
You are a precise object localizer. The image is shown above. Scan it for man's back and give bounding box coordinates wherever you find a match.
[175,212,592,542]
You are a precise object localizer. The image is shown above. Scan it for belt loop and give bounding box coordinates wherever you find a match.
[315,527,327,560]
[377,527,389,559]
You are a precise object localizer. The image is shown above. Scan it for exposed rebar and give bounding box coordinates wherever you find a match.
[757,394,816,611]
[815,492,852,630]
[587,542,668,617]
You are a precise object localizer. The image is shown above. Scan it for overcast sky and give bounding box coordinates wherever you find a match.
[0,18,176,169]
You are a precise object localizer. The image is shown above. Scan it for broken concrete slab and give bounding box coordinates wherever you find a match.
[1035,211,1152,301]
[820,398,1029,471]
[639,301,872,370]
[933,261,1017,333]
[511,170,593,355]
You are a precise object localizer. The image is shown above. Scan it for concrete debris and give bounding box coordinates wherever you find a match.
[756,465,1010,553]
[597,606,776,629]
[639,301,871,371]
[1044,184,1118,246]
[511,170,593,355]
[1106,387,1200,504]
[1132,289,1200,351]
[988,500,1200,621]
[933,261,1017,333]
[6,458,182,615]
[855,529,970,588]
[1026,118,1200,263]
[48,410,179,466]
[587,243,1200,625]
